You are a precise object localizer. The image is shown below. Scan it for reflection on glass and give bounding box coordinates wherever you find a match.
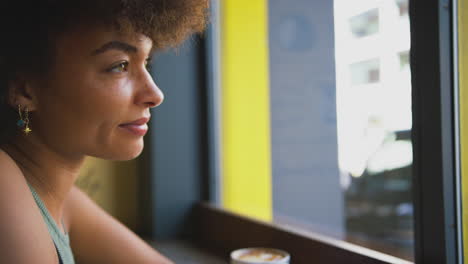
[268,0,413,261]
[349,9,379,38]
[221,0,413,261]
[336,0,413,260]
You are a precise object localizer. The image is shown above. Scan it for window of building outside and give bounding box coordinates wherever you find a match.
[218,0,413,262]
[350,58,381,85]
[349,8,379,38]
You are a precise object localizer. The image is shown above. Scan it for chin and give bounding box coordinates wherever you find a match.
[117,145,144,160]
[114,149,143,160]
[95,142,144,161]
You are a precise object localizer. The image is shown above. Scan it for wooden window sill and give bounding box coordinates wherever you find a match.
[191,202,412,264]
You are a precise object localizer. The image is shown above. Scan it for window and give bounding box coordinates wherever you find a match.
[399,51,409,70]
[350,58,380,84]
[349,9,379,38]
[395,0,409,17]
[211,0,417,261]
[186,0,461,263]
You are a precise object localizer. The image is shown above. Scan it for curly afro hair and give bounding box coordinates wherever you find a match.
[0,0,209,144]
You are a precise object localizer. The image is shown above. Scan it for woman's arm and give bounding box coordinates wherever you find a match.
[65,186,174,264]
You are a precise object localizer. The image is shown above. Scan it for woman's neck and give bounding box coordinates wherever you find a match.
[2,134,85,229]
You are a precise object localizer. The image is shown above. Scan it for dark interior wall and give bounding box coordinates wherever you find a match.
[142,38,207,239]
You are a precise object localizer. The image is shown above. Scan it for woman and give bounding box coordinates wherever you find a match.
[0,1,208,263]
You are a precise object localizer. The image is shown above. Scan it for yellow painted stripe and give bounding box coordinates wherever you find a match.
[220,0,272,221]
[460,0,468,258]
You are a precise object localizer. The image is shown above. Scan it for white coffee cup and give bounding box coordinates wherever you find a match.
[230,247,290,264]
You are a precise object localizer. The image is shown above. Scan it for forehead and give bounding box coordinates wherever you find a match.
[54,23,154,57]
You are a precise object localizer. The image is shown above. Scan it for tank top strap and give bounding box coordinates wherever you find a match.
[27,183,75,264]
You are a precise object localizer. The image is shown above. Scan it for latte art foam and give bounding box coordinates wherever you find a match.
[238,249,285,262]
[231,247,290,264]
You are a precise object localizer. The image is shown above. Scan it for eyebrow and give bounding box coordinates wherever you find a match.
[91,41,138,56]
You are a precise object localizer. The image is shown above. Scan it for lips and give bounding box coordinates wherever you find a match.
[119,117,150,136]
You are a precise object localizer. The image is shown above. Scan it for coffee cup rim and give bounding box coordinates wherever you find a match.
[230,247,290,264]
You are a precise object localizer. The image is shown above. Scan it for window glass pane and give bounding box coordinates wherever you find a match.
[349,8,379,38]
[350,58,380,84]
[217,0,413,261]
[395,0,409,17]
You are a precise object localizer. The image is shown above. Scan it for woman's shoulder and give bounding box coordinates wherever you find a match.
[0,149,58,263]
[0,149,31,196]
[0,148,30,196]
[0,148,22,176]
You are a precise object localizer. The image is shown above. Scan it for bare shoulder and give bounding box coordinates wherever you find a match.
[0,149,58,264]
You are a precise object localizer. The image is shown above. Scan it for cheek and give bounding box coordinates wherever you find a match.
[35,78,133,150]
[68,82,132,135]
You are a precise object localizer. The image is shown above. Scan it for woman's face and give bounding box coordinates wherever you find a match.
[29,24,163,160]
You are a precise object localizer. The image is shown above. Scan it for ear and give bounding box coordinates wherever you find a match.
[7,77,38,111]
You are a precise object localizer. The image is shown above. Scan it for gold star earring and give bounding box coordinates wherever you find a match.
[17,105,32,134]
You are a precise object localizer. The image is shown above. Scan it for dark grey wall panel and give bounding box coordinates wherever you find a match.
[147,40,204,239]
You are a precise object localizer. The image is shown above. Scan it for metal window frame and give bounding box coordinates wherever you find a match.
[193,203,412,264]
[410,0,461,263]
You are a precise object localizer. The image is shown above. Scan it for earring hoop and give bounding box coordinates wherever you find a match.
[17,105,32,134]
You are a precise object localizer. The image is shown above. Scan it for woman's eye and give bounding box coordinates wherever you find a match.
[108,62,129,73]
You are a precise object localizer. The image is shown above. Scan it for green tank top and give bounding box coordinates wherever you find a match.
[28,184,75,264]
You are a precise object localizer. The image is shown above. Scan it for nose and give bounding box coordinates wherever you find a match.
[136,71,164,108]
